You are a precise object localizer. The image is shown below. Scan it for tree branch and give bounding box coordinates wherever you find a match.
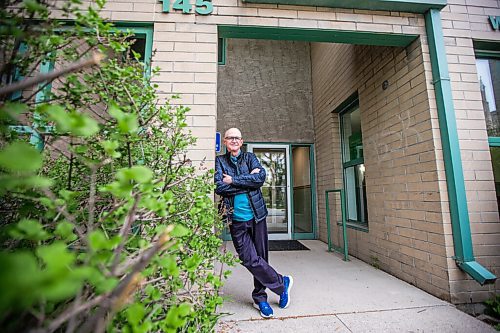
[110,193,140,275]
[0,53,105,97]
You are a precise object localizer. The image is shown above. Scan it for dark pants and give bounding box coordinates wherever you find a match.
[229,219,284,303]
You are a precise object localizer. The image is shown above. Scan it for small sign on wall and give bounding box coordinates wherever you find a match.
[216,132,221,153]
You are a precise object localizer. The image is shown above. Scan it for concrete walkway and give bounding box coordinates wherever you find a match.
[216,240,494,333]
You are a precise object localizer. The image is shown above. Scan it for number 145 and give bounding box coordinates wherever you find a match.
[160,0,213,15]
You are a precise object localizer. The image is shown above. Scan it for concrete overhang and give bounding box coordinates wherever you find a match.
[240,0,447,14]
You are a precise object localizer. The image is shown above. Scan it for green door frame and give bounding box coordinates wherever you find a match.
[217,9,496,283]
[220,142,317,241]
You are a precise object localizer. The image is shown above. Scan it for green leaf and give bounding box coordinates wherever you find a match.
[170,224,190,238]
[117,166,153,184]
[44,104,99,137]
[9,219,49,241]
[54,221,76,241]
[177,303,192,317]
[109,104,139,134]
[184,253,201,271]
[126,303,145,326]
[40,278,82,302]
[0,251,41,312]
[36,242,75,273]
[0,141,43,172]
[88,230,107,251]
[96,277,118,294]
[101,140,121,158]
[0,102,27,121]
[23,0,47,13]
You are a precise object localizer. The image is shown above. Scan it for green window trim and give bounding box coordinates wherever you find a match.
[115,25,154,76]
[476,47,500,148]
[343,157,364,169]
[9,24,154,151]
[218,37,226,65]
[489,137,500,147]
[339,95,368,227]
[336,220,369,232]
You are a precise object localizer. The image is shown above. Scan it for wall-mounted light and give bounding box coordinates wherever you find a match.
[382,80,389,90]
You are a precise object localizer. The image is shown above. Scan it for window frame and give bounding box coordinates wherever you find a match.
[475,45,500,213]
[8,24,154,151]
[337,94,369,230]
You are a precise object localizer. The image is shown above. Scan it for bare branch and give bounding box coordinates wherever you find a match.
[42,189,86,241]
[77,230,176,333]
[110,193,141,275]
[0,53,105,97]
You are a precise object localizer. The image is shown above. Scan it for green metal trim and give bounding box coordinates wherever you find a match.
[425,9,496,284]
[488,137,500,147]
[309,144,318,239]
[325,189,349,261]
[334,91,359,115]
[459,261,497,286]
[473,40,500,53]
[10,43,28,101]
[339,95,368,225]
[289,145,295,239]
[337,220,369,232]
[218,25,418,48]
[343,157,364,168]
[218,37,226,66]
[475,50,500,60]
[291,143,317,240]
[115,25,154,76]
[28,57,55,151]
[240,0,446,13]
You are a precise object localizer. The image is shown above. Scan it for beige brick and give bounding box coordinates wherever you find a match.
[172,83,216,94]
[174,42,216,53]
[278,18,318,28]
[258,8,298,18]
[237,16,279,26]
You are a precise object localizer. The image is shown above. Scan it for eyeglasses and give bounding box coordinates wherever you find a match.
[224,136,242,141]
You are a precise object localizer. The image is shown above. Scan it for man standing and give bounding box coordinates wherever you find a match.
[215,128,293,319]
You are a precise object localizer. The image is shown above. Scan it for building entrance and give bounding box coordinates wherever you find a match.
[247,144,291,240]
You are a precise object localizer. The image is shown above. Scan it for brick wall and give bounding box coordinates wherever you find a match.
[437,0,500,304]
[95,0,500,303]
[311,40,452,300]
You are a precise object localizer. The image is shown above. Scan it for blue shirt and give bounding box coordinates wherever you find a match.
[230,152,254,222]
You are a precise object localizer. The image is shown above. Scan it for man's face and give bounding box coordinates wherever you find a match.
[224,129,243,154]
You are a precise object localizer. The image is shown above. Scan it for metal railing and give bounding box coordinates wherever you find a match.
[325,189,349,261]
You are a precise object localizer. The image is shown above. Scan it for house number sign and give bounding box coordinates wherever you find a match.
[159,0,213,15]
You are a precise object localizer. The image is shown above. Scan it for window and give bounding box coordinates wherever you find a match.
[218,38,226,65]
[476,58,500,137]
[8,25,153,150]
[340,99,368,226]
[475,51,500,211]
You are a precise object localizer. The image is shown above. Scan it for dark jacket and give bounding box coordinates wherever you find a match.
[215,151,268,223]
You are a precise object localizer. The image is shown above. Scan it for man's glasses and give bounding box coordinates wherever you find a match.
[225,136,242,141]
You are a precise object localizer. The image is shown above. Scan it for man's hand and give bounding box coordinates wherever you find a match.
[250,168,260,174]
[222,174,233,184]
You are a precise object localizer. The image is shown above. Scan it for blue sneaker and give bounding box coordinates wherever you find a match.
[253,301,274,318]
[279,275,293,309]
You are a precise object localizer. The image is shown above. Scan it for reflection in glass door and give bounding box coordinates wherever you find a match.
[248,145,291,240]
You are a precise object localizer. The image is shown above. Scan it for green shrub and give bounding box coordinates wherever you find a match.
[0,1,234,332]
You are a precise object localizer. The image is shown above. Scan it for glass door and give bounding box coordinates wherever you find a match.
[247,144,291,240]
